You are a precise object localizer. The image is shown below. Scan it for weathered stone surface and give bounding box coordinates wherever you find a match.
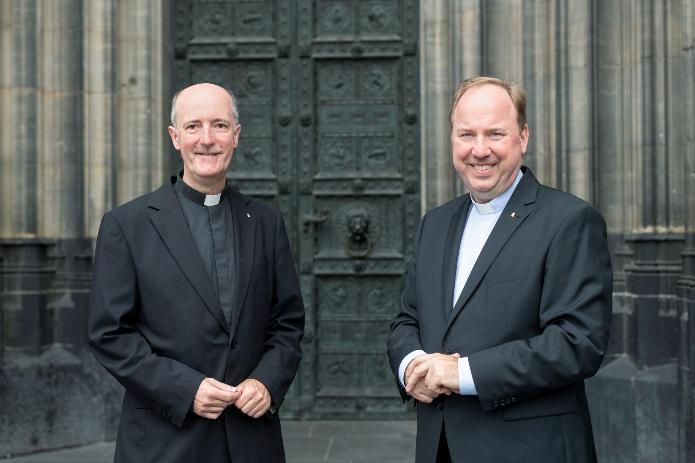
[0,347,121,457]
[634,363,679,463]
[587,355,639,463]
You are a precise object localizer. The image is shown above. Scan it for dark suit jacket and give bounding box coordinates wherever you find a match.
[88,178,304,463]
[387,167,612,463]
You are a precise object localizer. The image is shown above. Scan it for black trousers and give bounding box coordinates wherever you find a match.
[437,423,452,463]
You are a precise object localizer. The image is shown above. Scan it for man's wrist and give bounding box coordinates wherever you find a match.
[458,356,478,395]
[399,350,427,387]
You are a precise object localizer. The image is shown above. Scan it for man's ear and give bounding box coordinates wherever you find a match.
[520,124,529,154]
[233,123,241,149]
[168,126,180,150]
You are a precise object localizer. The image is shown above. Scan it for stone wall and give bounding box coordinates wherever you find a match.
[0,0,167,457]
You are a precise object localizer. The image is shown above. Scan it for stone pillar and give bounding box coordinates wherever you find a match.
[595,0,633,357]
[482,0,523,82]
[556,0,592,201]
[677,0,695,460]
[522,0,557,184]
[592,1,687,461]
[0,0,43,372]
[420,0,454,211]
[0,0,11,238]
[84,0,116,238]
[449,0,481,86]
[34,0,90,354]
[115,0,166,205]
[622,0,682,369]
[0,0,39,239]
[0,241,53,358]
[38,0,83,239]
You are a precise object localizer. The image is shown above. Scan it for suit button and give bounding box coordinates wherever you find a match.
[437,402,444,410]
[443,348,452,355]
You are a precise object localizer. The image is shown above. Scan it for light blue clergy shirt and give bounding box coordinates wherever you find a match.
[399,169,524,395]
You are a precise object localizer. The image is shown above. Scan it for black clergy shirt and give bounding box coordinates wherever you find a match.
[174,175,236,326]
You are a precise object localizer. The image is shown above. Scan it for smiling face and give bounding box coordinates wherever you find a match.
[450,84,528,203]
[168,83,240,194]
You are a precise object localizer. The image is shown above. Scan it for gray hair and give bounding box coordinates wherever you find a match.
[169,85,239,126]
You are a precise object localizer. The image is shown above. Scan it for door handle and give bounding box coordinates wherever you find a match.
[302,211,329,233]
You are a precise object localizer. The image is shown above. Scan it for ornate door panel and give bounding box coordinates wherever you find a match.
[170,0,419,418]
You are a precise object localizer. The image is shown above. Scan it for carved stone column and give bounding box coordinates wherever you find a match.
[84,0,116,238]
[621,0,683,367]
[0,0,39,238]
[420,0,455,210]
[592,1,687,461]
[482,0,523,82]
[37,0,83,239]
[521,0,557,185]
[557,0,593,201]
[116,0,167,205]
[594,0,633,358]
[677,1,695,460]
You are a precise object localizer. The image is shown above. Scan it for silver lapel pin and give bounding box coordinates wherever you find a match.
[510,212,518,218]
[246,212,251,218]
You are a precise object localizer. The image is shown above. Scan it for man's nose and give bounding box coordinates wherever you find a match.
[200,125,215,145]
[472,136,490,156]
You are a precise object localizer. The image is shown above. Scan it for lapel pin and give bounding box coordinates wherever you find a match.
[510,212,518,218]
[246,212,251,218]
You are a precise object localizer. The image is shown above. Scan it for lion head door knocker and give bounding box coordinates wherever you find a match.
[346,213,372,258]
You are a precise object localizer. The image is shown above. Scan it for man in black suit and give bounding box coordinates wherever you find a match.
[387,76,612,462]
[88,83,304,462]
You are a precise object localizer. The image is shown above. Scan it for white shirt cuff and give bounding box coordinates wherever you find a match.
[398,350,426,388]
[458,356,478,395]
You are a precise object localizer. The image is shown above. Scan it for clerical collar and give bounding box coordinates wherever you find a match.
[470,169,523,215]
[175,175,225,207]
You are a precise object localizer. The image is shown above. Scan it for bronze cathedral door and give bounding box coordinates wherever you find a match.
[170,0,419,418]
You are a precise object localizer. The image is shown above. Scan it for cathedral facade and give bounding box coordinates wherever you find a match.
[0,1,694,461]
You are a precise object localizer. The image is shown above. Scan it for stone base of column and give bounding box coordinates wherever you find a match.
[587,357,680,463]
[0,348,121,457]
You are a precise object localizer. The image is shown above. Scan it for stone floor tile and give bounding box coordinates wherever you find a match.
[310,420,417,438]
[282,420,317,438]
[284,435,334,461]
[327,435,416,461]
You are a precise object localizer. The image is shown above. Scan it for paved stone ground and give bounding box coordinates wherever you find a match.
[1,421,417,463]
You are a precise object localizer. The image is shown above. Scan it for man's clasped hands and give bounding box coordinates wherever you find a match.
[193,377,271,419]
[404,352,461,403]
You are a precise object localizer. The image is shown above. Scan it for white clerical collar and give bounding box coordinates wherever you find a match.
[175,174,225,207]
[470,169,523,215]
[204,194,222,206]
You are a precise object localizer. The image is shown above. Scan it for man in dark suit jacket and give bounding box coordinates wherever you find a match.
[88,83,304,462]
[387,77,612,463]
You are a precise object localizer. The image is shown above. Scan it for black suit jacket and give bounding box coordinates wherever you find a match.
[88,178,304,462]
[387,167,612,463]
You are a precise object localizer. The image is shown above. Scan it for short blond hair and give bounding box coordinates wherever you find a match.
[449,76,527,131]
